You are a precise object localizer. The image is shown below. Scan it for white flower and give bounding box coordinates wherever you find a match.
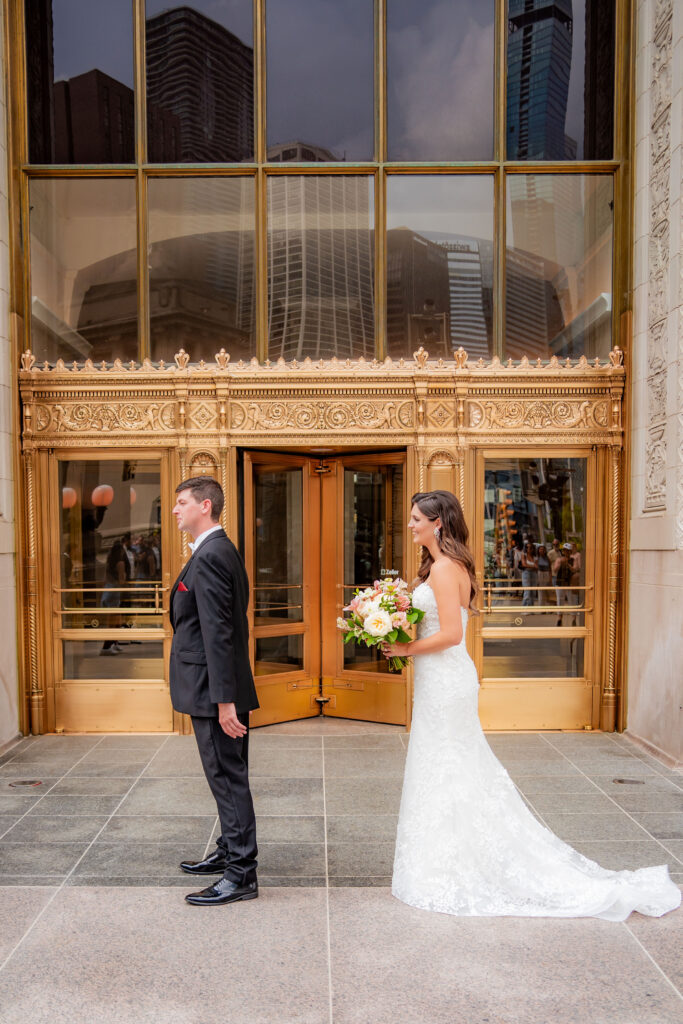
[336,617,350,632]
[357,596,381,618]
[363,608,393,637]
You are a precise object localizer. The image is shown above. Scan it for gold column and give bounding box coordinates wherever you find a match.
[601,444,621,731]
[24,448,44,733]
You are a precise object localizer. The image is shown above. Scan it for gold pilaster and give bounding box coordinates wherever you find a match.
[24,448,44,733]
[601,444,621,731]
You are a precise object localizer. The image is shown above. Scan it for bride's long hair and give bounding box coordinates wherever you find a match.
[411,490,478,612]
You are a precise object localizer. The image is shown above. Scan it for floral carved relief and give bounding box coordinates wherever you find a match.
[36,402,176,433]
[468,399,608,431]
[231,400,414,433]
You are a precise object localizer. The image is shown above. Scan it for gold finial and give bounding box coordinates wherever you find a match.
[413,346,429,369]
[215,348,230,369]
[20,350,36,371]
[174,349,190,369]
[608,346,624,367]
[453,346,468,370]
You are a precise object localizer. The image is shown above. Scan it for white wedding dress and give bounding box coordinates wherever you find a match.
[392,581,681,920]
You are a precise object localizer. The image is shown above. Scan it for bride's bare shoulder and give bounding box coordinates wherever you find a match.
[430,557,467,584]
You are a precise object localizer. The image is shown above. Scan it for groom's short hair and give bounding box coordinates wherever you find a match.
[176,476,224,522]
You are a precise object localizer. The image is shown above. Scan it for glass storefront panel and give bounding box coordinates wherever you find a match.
[60,459,163,619]
[25,0,135,164]
[483,457,587,625]
[29,179,138,363]
[343,462,404,674]
[483,638,584,678]
[267,176,375,361]
[266,0,373,162]
[386,176,494,361]
[506,0,615,161]
[387,0,494,161]
[63,640,164,679]
[146,1,254,163]
[148,177,256,363]
[252,465,304,626]
[505,175,613,361]
[255,635,304,675]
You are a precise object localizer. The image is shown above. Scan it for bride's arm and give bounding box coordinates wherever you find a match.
[382,559,466,658]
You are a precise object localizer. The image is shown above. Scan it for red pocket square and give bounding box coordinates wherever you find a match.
[178,582,189,592]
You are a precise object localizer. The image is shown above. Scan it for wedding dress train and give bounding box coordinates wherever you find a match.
[391,581,681,920]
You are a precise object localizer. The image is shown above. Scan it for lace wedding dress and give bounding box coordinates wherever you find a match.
[392,581,681,920]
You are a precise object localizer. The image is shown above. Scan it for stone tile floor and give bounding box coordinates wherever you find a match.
[0,722,680,1023]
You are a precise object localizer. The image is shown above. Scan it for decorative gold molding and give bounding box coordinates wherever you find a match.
[601,445,621,731]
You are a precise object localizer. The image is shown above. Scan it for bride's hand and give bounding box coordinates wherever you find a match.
[381,641,411,659]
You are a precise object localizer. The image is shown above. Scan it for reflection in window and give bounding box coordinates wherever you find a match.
[266,0,373,162]
[386,176,494,361]
[255,636,304,675]
[483,457,586,623]
[59,460,163,641]
[63,640,165,678]
[29,179,137,363]
[253,466,303,625]
[146,1,254,163]
[25,0,135,163]
[506,0,615,161]
[387,0,494,161]
[483,638,584,678]
[505,175,613,361]
[148,178,255,363]
[267,176,375,361]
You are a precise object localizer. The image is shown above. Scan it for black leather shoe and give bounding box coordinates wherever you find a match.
[179,849,228,875]
[185,877,258,906]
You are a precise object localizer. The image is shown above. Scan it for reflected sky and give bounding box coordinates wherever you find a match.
[267,0,373,160]
[52,0,134,86]
[388,0,494,161]
[146,0,253,40]
[386,175,493,240]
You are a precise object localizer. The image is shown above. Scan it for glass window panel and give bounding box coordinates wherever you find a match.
[483,457,587,622]
[29,179,138,363]
[146,1,254,163]
[506,0,615,161]
[343,462,404,674]
[505,175,613,361]
[253,466,303,625]
[387,0,494,161]
[148,177,255,363]
[25,0,135,163]
[61,612,164,629]
[255,635,303,675]
[59,459,163,616]
[266,0,373,162]
[267,176,375,361]
[63,641,164,679]
[483,638,584,678]
[386,176,494,361]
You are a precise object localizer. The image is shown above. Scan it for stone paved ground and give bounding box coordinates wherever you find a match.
[0,722,680,1023]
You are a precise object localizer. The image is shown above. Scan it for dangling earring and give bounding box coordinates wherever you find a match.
[434,526,441,543]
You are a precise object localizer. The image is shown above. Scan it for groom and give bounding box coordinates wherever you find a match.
[170,476,260,906]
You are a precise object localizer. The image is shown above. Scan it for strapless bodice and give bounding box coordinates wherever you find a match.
[412,580,468,645]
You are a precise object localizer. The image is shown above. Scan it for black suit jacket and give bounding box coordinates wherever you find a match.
[169,528,259,717]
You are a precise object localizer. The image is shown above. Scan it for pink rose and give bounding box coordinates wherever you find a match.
[391,611,408,628]
[395,594,411,611]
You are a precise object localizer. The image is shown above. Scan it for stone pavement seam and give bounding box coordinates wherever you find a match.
[0,735,170,976]
[540,733,679,861]
[623,921,683,1003]
[606,733,683,791]
[321,737,334,1024]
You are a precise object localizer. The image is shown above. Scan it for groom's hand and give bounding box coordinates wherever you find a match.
[218,702,247,738]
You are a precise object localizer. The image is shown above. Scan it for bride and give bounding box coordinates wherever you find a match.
[381,490,680,921]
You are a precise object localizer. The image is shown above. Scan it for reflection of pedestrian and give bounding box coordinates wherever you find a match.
[555,546,574,626]
[101,540,129,654]
[521,542,538,606]
[537,544,552,605]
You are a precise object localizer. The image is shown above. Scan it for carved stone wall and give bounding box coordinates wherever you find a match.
[628,0,683,764]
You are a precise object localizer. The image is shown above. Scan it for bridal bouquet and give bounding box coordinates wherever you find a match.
[336,576,425,672]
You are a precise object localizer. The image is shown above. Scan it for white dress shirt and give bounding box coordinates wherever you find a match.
[188,524,223,554]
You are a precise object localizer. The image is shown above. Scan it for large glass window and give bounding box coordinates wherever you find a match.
[146,1,254,163]
[505,175,613,361]
[148,177,256,363]
[386,176,494,361]
[267,0,374,162]
[387,0,495,161]
[267,176,375,361]
[506,0,615,161]
[25,0,135,163]
[29,179,138,364]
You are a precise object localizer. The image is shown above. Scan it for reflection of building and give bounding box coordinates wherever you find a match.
[146,6,254,162]
[427,235,493,360]
[507,0,576,160]
[53,71,136,163]
[268,141,341,162]
[386,229,450,358]
[268,177,374,361]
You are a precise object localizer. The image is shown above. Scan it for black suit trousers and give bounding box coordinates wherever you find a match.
[191,713,258,885]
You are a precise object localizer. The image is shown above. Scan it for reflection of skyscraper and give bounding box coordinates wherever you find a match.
[507,0,576,160]
[386,230,450,359]
[268,141,341,162]
[53,71,135,163]
[146,7,254,162]
[268,178,374,361]
[430,237,493,360]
